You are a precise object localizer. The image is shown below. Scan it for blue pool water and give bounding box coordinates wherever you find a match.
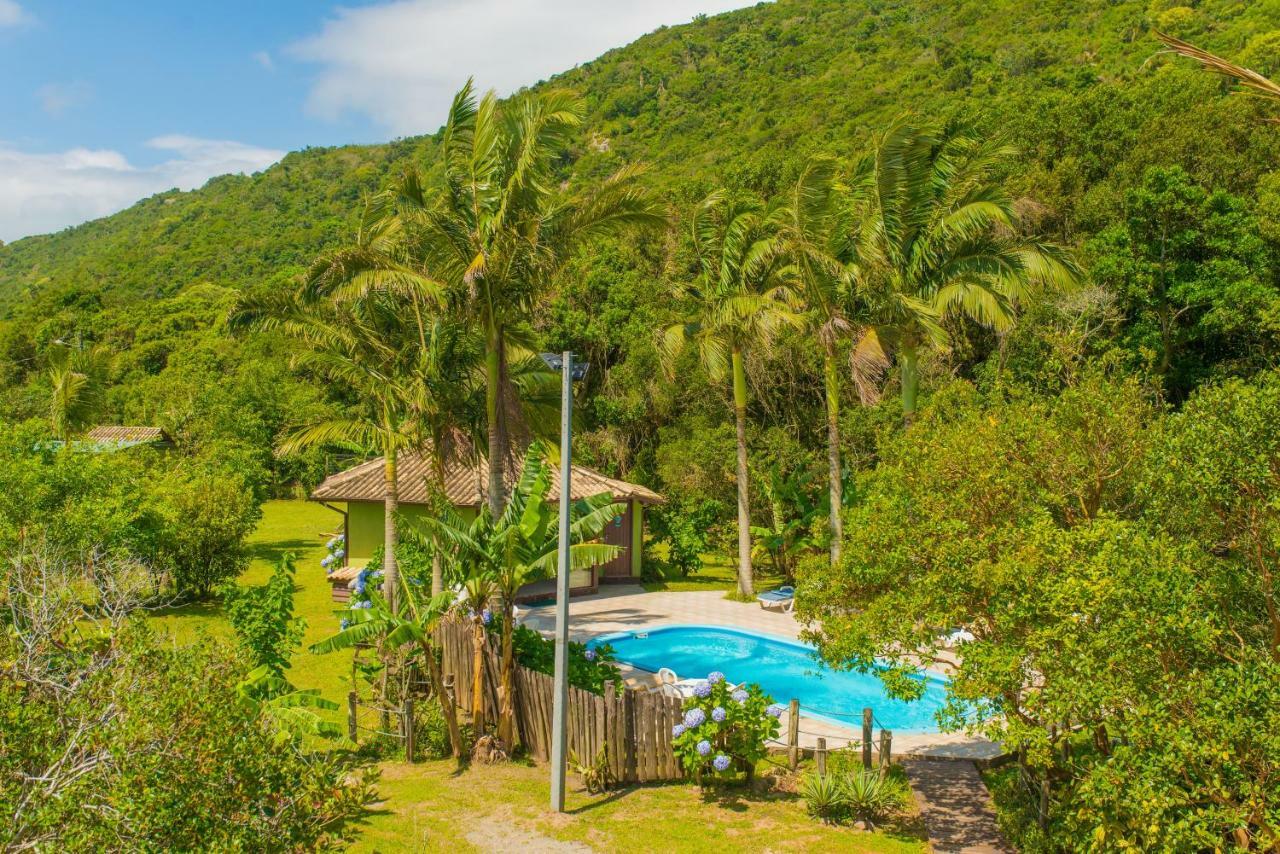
[590,625,948,733]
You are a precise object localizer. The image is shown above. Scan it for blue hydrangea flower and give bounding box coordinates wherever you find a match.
[696,740,712,756]
[340,618,350,630]
[766,703,785,718]
[692,681,712,698]
[354,600,372,610]
[731,689,748,703]
[711,706,727,722]
[707,671,726,684]
[481,607,492,625]
[713,754,731,772]
[321,554,334,567]
[353,582,365,595]
[335,534,344,543]
[584,649,596,662]
[335,549,345,559]
[683,708,706,728]
[671,723,686,738]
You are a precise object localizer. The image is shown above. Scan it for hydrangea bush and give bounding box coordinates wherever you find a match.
[670,671,780,781]
[320,533,345,575]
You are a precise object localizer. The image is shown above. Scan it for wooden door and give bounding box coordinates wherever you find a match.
[600,504,633,581]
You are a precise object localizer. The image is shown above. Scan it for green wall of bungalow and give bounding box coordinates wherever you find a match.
[341,499,645,592]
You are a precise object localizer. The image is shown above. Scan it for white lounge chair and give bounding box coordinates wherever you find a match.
[648,667,679,696]
[757,585,795,612]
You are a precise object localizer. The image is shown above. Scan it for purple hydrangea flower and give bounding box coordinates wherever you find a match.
[481,607,493,625]
[671,723,686,738]
[692,681,712,698]
[731,689,748,703]
[696,740,712,756]
[707,671,726,684]
[713,754,731,772]
[683,708,706,728]
[766,703,785,718]
[584,649,597,662]
[711,706,727,722]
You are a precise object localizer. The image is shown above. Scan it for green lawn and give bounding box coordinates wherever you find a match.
[641,548,789,594]
[148,501,923,853]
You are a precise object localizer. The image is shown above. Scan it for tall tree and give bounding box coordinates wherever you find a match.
[662,191,803,597]
[779,157,858,564]
[850,119,1079,422]
[384,80,666,515]
[47,341,110,440]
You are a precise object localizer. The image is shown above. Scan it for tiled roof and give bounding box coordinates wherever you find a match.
[85,426,168,444]
[311,451,664,506]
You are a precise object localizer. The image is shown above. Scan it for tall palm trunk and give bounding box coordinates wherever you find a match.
[822,342,843,565]
[900,342,920,425]
[430,454,446,597]
[731,348,755,598]
[484,322,506,516]
[383,451,399,613]
[497,602,516,747]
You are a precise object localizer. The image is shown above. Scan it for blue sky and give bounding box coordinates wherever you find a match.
[0,0,756,243]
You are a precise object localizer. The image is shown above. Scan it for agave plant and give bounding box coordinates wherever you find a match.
[843,768,906,829]
[800,771,849,824]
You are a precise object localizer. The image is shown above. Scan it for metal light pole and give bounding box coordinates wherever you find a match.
[542,351,587,813]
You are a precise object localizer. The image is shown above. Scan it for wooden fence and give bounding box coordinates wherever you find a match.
[435,619,685,782]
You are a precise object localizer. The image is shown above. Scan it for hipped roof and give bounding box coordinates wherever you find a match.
[311,451,663,507]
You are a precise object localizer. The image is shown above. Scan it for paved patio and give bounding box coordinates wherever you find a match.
[520,586,1002,760]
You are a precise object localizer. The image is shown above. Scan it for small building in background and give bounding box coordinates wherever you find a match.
[311,451,664,602]
[83,426,173,450]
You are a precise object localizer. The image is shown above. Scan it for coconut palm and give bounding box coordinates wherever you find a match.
[377,80,666,515]
[778,157,860,564]
[48,341,110,440]
[850,119,1080,422]
[1156,31,1280,117]
[414,444,623,749]
[661,191,803,597]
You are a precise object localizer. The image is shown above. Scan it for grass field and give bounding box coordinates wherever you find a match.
[148,501,924,853]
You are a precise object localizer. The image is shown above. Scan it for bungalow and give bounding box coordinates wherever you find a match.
[311,451,664,602]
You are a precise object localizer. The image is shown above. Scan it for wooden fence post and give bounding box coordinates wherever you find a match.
[878,730,892,778]
[815,737,827,776]
[404,698,415,763]
[787,699,800,771]
[347,691,358,743]
[862,708,874,771]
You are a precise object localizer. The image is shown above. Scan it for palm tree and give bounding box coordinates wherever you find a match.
[661,191,803,597]
[850,119,1080,422]
[778,157,859,564]
[416,444,622,749]
[1156,31,1280,118]
[378,80,666,516]
[48,340,110,440]
[311,579,466,761]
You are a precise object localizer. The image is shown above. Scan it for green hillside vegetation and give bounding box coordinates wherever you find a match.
[5,0,1280,848]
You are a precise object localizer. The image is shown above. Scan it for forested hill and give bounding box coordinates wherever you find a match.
[1,0,1279,483]
[3,0,1277,310]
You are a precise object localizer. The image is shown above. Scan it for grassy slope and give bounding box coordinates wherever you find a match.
[149,501,923,852]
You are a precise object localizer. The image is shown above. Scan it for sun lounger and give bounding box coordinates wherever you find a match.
[757,585,795,612]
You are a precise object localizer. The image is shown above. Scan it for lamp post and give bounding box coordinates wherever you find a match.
[541,351,588,813]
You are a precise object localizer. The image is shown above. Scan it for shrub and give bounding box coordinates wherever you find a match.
[670,672,780,779]
[843,769,907,827]
[413,696,455,760]
[222,552,305,674]
[801,772,848,823]
[154,468,260,597]
[506,624,623,694]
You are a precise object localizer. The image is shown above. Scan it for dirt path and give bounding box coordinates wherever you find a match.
[901,760,1012,853]
[464,815,595,853]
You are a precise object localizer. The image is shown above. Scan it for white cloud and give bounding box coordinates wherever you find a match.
[287,0,759,136]
[253,50,274,71]
[0,137,283,243]
[0,0,29,28]
[36,81,92,117]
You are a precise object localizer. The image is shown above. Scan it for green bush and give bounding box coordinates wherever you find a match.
[154,468,260,597]
[506,624,623,694]
[670,673,780,780]
[222,553,305,674]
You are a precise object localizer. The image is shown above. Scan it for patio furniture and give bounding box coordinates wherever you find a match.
[757,585,795,612]
[647,667,680,696]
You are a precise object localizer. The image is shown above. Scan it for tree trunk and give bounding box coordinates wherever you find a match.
[900,344,920,425]
[383,452,399,613]
[418,638,464,761]
[731,349,755,598]
[497,603,516,747]
[823,344,843,566]
[470,616,487,735]
[485,323,505,517]
[431,553,443,598]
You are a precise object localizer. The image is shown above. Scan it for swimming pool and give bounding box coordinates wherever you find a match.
[590,625,948,733]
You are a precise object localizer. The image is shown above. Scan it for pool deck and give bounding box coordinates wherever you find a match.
[520,586,1003,761]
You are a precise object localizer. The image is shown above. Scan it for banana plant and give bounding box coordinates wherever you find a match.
[412,442,623,749]
[235,665,349,746]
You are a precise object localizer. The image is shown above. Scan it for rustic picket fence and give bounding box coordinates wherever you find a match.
[434,618,686,782]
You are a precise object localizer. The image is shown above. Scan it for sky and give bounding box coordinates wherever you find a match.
[0,0,758,244]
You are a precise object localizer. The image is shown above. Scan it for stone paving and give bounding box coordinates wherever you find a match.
[519,586,1002,760]
[902,759,1013,853]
